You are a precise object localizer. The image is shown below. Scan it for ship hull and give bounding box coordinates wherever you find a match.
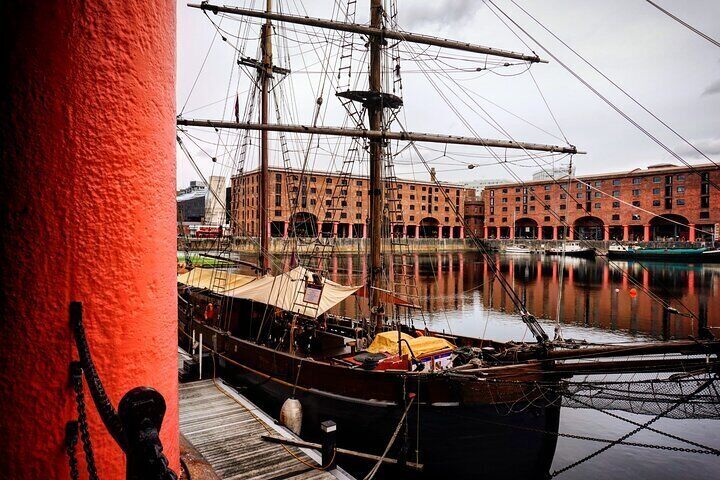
[181,319,561,478]
[225,363,561,478]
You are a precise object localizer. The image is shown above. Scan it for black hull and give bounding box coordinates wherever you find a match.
[219,358,561,479]
[607,251,720,263]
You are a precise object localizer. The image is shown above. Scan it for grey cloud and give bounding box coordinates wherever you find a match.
[702,79,720,95]
[400,0,483,29]
[675,138,720,157]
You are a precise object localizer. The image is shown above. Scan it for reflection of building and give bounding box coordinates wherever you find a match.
[482,163,719,241]
[319,252,717,339]
[231,167,473,239]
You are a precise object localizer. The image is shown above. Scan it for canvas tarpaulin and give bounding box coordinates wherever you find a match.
[177,268,256,294]
[227,266,362,318]
[367,331,456,358]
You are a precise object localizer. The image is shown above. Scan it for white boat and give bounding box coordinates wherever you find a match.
[546,241,596,258]
[505,245,532,254]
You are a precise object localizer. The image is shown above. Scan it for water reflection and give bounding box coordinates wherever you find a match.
[291,252,719,342]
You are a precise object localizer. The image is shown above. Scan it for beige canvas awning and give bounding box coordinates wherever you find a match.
[228,266,362,318]
[177,268,257,294]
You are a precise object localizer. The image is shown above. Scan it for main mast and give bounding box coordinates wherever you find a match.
[368,0,383,330]
[259,0,272,273]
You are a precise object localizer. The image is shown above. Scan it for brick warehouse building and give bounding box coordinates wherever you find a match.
[464,193,485,238]
[231,167,474,239]
[481,163,719,242]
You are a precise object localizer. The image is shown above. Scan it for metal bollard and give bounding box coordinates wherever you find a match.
[320,420,337,470]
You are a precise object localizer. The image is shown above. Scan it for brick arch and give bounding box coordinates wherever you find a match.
[573,215,604,240]
[419,217,440,238]
[649,214,690,241]
[514,217,538,239]
[289,211,318,237]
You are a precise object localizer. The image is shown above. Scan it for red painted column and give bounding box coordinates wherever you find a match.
[483,225,489,239]
[623,224,629,241]
[689,223,696,242]
[644,224,651,241]
[0,2,178,478]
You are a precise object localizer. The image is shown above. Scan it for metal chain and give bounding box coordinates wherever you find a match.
[551,376,717,477]
[65,421,80,480]
[565,393,720,455]
[445,406,716,456]
[71,362,100,480]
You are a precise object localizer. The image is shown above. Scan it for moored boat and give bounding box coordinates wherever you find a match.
[505,244,532,254]
[608,244,720,262]
[546,241,596,259]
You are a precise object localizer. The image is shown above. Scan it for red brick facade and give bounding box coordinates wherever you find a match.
[231,167,474,239]
[464,194,484,238]
[480,163,719,242]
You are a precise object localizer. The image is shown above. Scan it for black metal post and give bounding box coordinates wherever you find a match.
[320,420,337,469]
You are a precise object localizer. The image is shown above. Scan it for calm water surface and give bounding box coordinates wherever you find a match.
[326,252,720,479]
[245,251,720,478]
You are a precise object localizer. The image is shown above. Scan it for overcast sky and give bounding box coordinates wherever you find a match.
[176,0,720,189]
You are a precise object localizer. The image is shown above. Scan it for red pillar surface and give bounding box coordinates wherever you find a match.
[0,2,178,478]
[644,224,651,241]
[689,224,696,242]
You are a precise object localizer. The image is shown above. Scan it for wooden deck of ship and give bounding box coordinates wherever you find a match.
[179,379,354,480]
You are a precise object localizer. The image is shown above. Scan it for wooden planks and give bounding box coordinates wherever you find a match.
[179,380,351,480]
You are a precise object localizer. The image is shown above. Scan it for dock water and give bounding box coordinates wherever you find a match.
[179,379,354,480]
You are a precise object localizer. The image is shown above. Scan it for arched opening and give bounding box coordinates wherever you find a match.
[289,211,317,237]
[573,216,604,240]
[514,217,538,239]
[419,217,439,238]
[649,214,690,241]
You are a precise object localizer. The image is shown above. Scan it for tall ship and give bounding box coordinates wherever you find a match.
[176,1,720,477]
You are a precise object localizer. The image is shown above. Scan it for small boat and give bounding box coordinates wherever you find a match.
[545,241,596,259]
[607,244,720,262]
[505,244,532,254]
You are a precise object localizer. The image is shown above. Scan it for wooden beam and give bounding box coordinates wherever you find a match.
[176,118,581,154]
[260,435,424,471]
[189,2,547,63]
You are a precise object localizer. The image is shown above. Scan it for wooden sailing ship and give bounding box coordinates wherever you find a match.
[176,1,719,477]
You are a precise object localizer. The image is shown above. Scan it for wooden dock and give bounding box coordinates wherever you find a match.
[179,379,354,480]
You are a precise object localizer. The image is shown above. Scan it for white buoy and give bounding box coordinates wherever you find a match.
[280,397,303,435]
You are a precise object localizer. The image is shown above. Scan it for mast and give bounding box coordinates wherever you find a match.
[368,0,383,330]
[259,0,272,273]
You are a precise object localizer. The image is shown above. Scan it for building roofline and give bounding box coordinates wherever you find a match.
[484,163,717,189]
[233,166,470,189]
